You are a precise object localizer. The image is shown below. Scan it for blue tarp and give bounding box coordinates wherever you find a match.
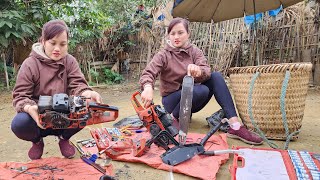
[269,5,283,16]
[244,5,283,25]
[244,13,263,25]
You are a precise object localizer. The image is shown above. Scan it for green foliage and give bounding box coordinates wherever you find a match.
[100,0,156,23]
[48,0,112,48]
[1,0,157,86]
[103,68,124,84]
[105,0,155,56]
[88,81,96,86]
[0,10,37,48]
[90,69,100,80]
[1,0,157,50]
[89,68,124,85]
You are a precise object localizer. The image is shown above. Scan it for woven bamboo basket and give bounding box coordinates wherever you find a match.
[228,63,312,140]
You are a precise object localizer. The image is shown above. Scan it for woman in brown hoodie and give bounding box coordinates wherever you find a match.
[11,20,102,160]
[139,18,263,145]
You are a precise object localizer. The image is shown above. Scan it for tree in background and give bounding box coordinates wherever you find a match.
[0,0,157,89]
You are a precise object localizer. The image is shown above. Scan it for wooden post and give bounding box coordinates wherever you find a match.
[87,61,92,83]
[302,49,313,85]
[1,53,10,90]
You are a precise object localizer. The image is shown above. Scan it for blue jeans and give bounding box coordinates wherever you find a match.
[162,72,237,119]
[11,112,82,143]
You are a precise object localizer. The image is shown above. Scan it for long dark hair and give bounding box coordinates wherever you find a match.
[40,19,69,42]
[167,17,189,34]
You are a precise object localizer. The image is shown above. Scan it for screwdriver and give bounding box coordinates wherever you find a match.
[81,155,106,174]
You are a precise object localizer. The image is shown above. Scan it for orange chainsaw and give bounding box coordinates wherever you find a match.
[130,91,179,156]
[38,93,119,129]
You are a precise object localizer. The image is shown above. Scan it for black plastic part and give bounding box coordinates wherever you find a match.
[79,121,87,127]
[52,93,70,113]
[146,130,179,150]
[99,175,116,180]
[161,143,205,166]
[88,102,119,112]
[160,117,225,166]
[166,125,179,137]
[206,109,229,132]
[200,120,223,146]
[155,105,179,137]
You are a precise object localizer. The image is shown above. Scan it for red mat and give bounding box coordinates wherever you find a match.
[99,132,229,180]
[0,157,113,180]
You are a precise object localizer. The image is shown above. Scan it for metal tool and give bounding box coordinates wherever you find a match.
[81,155,106,174]
[38,165,63,172]
[10,166,40,177]
[179,75,194,145]
[161,118,240,166]
[70,140,86,156]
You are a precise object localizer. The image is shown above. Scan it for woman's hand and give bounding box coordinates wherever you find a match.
[81,90,103,103]
[141,85,154,108]
[187,64,202,77]
[24,105,45,129]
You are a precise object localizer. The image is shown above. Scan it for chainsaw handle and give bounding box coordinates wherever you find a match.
[131,91,143,108]
[131,91,155,110]
[88,102,119,112]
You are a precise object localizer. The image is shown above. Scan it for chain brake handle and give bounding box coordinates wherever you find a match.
[131,91,154,111]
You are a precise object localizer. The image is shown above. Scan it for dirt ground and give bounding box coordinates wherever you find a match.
[0,80,319,180]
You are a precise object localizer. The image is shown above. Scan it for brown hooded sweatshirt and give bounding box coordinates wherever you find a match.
[12,43,92,112]
[139,43,211,96]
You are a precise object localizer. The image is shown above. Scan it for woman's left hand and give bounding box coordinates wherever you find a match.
[187,64,202,77]
[81,90,102,103]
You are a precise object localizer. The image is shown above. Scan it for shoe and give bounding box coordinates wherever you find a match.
[58,137,75,158]
[227,126,263,145]
[206,109,229,132]
[28,139,44,160]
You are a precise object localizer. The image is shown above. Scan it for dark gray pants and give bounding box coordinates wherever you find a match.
[162,72,237,120]
[11,112,82,143]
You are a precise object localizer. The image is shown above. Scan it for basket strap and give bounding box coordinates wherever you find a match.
[248,71,300,150]
[280,71,300,149]
[248,72,279,149]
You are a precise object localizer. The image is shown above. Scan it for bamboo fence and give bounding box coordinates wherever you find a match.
[74,2,319,85]
[124,3,320,81]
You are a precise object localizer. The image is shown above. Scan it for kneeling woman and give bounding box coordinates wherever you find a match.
[12,20,102,160]
[139,17,263,145]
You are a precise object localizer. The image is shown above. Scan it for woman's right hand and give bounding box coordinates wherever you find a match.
[141,85,154,108]
[24,105,45,129]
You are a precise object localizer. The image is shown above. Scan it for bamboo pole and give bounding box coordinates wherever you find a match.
[285,25,292,62]
[279,29,287,63]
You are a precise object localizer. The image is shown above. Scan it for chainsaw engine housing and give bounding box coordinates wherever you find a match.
[153,105,178,137]
[38,93,89,129]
